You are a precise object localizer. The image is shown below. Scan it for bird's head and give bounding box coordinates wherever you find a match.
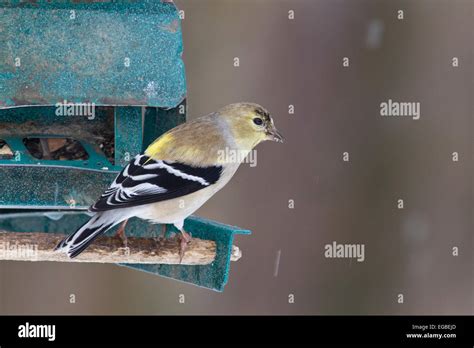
[218,102,284,150]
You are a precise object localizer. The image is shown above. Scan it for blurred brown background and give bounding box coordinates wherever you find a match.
[0,0,472,314]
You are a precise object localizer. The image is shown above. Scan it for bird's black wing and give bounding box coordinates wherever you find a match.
[89,154,222,212]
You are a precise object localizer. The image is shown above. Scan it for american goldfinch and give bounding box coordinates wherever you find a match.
[55,102,284,259]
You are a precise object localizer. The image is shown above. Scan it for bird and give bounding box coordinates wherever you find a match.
[55,102,284,260]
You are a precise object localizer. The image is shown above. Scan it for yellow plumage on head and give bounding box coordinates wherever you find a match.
[144,102,282,167]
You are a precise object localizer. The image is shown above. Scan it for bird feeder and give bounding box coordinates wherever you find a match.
[0,0,249,291]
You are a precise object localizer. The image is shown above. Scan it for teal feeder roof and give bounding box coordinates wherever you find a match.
[0,0,186,108]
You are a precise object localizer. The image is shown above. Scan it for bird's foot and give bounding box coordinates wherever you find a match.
[179,230,192,263]
[115,219,129,250]
[153,224,167,246]
[159,224,168,246]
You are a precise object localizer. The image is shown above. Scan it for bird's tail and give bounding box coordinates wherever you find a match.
[55,211,124,258]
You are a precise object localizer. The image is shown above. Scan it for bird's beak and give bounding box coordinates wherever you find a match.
[267,126,285,143]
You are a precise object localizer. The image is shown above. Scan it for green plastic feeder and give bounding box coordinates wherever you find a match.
[0,0,250,291]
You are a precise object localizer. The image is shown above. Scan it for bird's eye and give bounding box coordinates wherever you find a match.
[253,117,263,126]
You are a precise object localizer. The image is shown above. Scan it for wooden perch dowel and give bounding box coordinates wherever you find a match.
[0,232,242,265]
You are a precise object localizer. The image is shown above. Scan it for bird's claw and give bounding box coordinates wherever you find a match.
[153,236,165,247]
[116,224,128,249]
[178,231,192,264]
